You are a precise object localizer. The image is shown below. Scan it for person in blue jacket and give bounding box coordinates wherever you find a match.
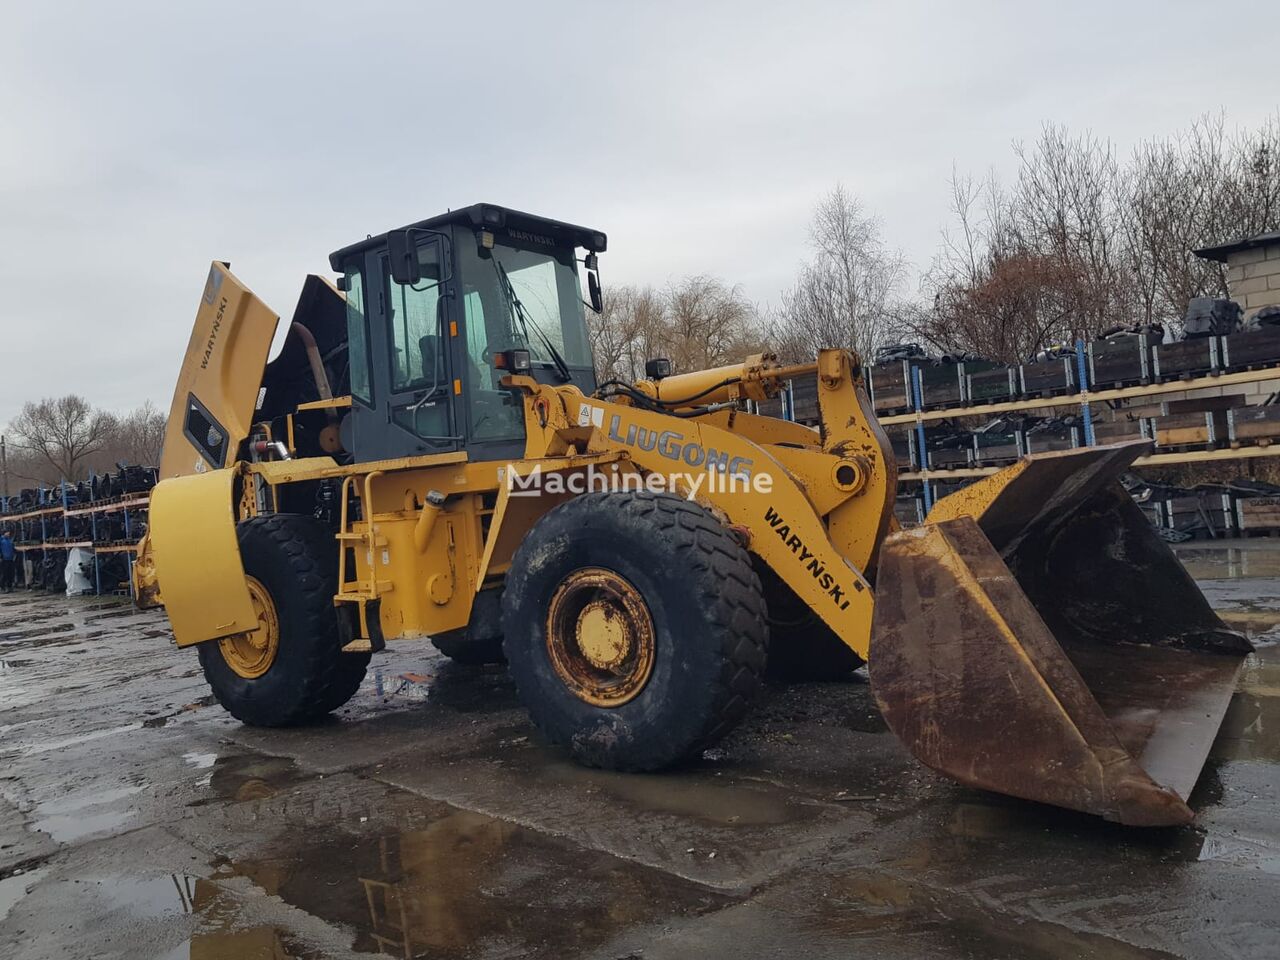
[0,529,16,592]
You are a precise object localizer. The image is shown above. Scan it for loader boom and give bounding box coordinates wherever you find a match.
[559,348,897,659]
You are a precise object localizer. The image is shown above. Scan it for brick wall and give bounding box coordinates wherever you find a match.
[1226,242,1280,320]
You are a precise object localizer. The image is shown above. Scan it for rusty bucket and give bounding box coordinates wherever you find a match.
[870,441,1251,826]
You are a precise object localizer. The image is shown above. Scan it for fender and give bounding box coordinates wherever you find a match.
[150,469,256,647]
[475,452,632,587]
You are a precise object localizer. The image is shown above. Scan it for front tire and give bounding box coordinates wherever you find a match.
[197,515,370,726]
[502,491,768,771]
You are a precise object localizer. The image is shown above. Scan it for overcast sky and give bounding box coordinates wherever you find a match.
[2,1,1278,426]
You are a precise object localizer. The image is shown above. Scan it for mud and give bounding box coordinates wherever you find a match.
[0,542,1277,959]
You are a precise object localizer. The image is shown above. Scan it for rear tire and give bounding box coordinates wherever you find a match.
[197,515,370,726]
[502,491,768,771]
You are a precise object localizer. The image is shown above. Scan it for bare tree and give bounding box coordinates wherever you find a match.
[111,401,166,466]
[588,284,666,382]
[918,114,1280,353]
[771,185,907,361]
[7,396,118,481]
[1,437,50,489]
[589,277,762,382]
[913,173,1073,362]
[1126,114,1280,331]
[1011,126,1136,335]
[1126,115,1235,327]
[662,275,760,372]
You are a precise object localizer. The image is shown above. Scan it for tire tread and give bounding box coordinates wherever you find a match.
[504,491,768,769]
[199,514,368,726]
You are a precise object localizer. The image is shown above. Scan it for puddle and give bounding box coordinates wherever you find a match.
[190,753,309,805]
[37,784,147,816]
[1178,542,1280,581]
[384,661,520,714]
[208,798,730,959]
[30,780,146,842]
[811,868,1180,959]
[1191,832,1280,874]
[1177,543,1280,639]
[370,669,434,702]
[81,873,200,919]
[1210,641,1280,763]
[155,924,317,960]
[34,808,136,843]
[57,872,318,960]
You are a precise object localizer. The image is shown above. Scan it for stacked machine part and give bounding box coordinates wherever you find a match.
[0,463,157,595]
[758,298,1280,540]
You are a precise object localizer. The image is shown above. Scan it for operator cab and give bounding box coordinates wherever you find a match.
[329,204,605,463]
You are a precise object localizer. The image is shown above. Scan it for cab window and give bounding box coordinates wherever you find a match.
[386,240,447,393]
[461,280,526,442]
[341,260,372,405]
[383,238,453,441]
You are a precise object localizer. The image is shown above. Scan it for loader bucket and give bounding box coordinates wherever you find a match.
[870,440,1252,826]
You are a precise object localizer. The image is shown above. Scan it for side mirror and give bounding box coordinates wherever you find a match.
[388,230,421,285]
[588,271,603,314]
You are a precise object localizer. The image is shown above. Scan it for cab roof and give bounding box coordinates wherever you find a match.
[328,203,607,270]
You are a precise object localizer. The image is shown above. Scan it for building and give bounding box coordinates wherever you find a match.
[1195,230,1280,322]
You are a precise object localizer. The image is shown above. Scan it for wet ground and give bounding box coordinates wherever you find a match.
[0,542,1277,960]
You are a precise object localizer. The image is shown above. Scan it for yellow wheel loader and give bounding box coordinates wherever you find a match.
[135,204,1251,827]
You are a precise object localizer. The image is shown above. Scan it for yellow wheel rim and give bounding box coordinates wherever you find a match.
[218,576,279,679]
[546,567,655,707]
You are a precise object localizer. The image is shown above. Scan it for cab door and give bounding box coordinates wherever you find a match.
[348,234,461,462]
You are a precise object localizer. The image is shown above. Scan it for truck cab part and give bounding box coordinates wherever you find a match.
[328,204,603,465]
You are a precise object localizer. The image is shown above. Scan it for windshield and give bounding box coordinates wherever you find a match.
[457,237,592,370]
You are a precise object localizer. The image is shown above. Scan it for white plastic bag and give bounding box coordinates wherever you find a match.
[65,548,94,597]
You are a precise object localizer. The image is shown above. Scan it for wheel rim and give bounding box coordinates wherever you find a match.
[545,567,655,707]
[218,576,279,679]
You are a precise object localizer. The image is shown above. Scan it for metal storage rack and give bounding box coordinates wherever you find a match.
[884,340,1280,510]
[1,481,150,597]
[63,491,150,595]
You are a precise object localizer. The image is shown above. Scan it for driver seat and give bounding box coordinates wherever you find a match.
[419,334,446,385]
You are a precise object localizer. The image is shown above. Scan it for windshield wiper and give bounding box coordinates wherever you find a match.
[493,259,573,383]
